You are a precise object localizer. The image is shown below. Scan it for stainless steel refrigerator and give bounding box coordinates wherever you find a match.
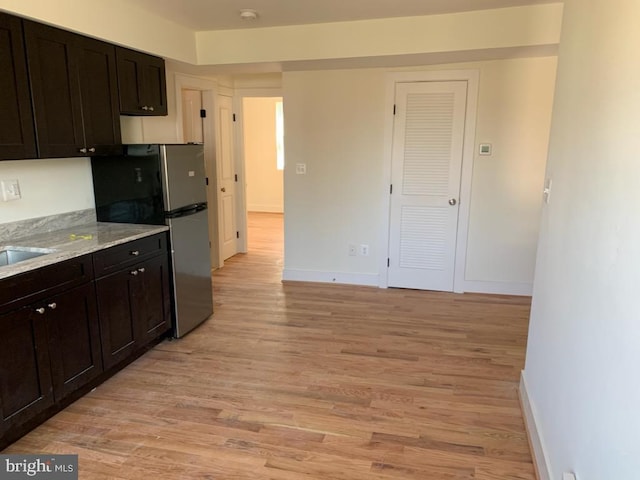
[91,144,213,337]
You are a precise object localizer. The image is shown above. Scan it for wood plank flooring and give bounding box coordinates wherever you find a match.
[4,212,535,479]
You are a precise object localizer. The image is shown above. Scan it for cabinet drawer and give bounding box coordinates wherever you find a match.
[93,233,167,277]
[0,255,93,312]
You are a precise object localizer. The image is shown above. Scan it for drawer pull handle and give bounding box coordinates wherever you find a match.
[79,147,87,154]
[48,303,57,310]
[148,106,155,112]
[141,106,149,111]
[130,250,140,256]
[138,267,145,273]
[35,307,46,315]
[88,147,96,153]
[130,270,139,276]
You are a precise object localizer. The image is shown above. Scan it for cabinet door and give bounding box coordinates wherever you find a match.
[0,14,37,160]
[44,284,103,402]
[23,21,85,158]
[116,47,167,116]
[0,306,53,435]
[95,269,138,370]
[77,37,122,156]
[140,55,168,115]
[136,254,172,345]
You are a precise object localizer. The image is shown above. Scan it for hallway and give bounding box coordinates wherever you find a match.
[5,212,535,479]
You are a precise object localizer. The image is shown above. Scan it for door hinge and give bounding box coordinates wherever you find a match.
[390,184,393,194]
[236,231,240,239]
[200,109,207,118]
[387,258,390,267]
[393,104,396,115]
[233,113,236,122]
[234,174,238,182]
[205,177,209,186]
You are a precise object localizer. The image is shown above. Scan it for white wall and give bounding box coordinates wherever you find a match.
[523,0,640,478]
[0,158,94,223]
[466,57,557,288]
[243,97,284,213]
[283,57,557,289]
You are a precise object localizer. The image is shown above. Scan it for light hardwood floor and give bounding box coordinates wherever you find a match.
[4,212,535,479]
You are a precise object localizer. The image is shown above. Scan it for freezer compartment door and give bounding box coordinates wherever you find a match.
[161,144,208,210]
[167,209,213,337]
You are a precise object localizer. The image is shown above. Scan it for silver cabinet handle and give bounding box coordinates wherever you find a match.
[48,303,57,310]
[148,106,154,112]
[79,147,87,154]
[130,270,138,276]
[130,250,140,256]
[88,147,96,153]
[35,307,46,315]
[141,106,149,111]
[138,267,145,273]
[448,198,457,206]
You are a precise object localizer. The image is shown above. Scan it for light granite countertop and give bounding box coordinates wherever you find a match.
[0,222,169,280]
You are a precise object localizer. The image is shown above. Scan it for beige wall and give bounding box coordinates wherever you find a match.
[196,4,563,66]
[524,0,640,477]
[465,57,557,285]
[243,98,284,213]
[0,0,197,63]
[0,158,94,223]
[283,56,557,290]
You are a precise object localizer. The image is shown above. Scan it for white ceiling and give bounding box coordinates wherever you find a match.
[127,0,560,31]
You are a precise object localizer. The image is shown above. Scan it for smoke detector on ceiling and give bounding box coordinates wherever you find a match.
[239,9,258,21]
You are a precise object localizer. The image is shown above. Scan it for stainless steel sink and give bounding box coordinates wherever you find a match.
[0,247,56,267]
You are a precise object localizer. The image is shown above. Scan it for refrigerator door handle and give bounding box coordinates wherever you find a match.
[165,202,208,219]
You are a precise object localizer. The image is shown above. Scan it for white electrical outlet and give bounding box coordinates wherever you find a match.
[1,179,21,202]
[348,244,357,256]
[295,163,307,175]
[359,244,369,256]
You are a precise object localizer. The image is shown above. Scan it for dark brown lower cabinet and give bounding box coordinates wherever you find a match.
[0,282,103,437]
[0,233,171,446]
[96,253,171,370]
[44,283,103,401]
[0,306,54,436]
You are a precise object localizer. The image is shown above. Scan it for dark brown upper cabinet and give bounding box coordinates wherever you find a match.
[23,21,122,158]
[116,47,168,116]
[0,13,37,160]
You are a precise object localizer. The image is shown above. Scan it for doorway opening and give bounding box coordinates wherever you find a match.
[240,96,284,257]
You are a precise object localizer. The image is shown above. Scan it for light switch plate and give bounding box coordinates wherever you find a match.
[296,163,307,175]
[1,179,21,202]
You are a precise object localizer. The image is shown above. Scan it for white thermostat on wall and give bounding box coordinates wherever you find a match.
[479,143,492,156]
[188,171,195,177]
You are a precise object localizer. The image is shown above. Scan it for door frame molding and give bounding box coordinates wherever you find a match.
[233,87,283,253]
[379,70,479,293]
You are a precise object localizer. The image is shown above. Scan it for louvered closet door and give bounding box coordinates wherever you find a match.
[388,81,468,291]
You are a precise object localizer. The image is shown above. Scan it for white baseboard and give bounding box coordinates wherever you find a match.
[463,280,533,296]
[247,204,283,213]
[282,269,379,287]
[519,371,552,480]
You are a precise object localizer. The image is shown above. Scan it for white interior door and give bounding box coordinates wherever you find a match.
[388,81,468,291]
[216,94,238,261]
[181,89,204,144]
